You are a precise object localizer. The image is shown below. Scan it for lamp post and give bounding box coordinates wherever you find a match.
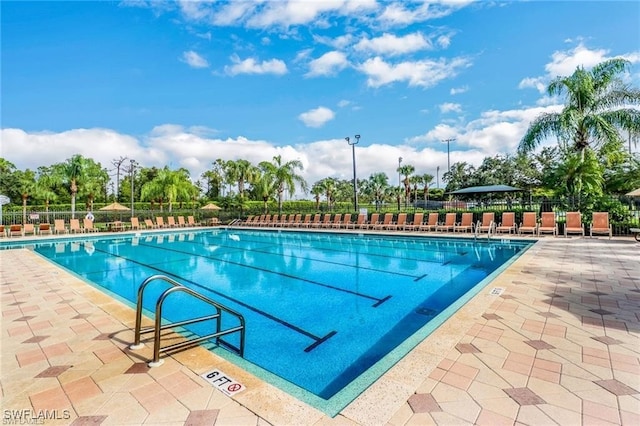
[442,138,455,174]
[398,157,403,211]
[346,135,360,212]
[129,159,138,216]
[436,166,440,189]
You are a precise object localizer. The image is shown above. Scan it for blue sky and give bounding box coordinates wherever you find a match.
[2,0,639,192]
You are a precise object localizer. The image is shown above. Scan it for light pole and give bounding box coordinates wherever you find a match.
[346,135,360,212]
[129,159,138,216]
[398,157,403,211]
[436,166,440,189]
[442,138,455,174]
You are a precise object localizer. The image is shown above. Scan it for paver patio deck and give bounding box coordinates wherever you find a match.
[1,231,638,425]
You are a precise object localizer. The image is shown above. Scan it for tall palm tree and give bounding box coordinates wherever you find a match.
[397,164,415,207]
[60,154,86,218]
[259,155,308,213]
[252,172,276,214]
[316,177,337,210]
[420,173,434,202]
[363,172,389,211]
[519,58,640,158]
[410,175,423,206]
[15,169,36,224]
[35,166,60,222]
[225,159,259,198]
[310,182,324,210]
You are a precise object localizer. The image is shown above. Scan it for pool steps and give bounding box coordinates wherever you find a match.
[129,274,246,367]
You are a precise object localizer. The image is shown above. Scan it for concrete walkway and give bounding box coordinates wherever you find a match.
[1,233,639,425]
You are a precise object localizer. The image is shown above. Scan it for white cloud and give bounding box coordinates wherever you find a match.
[313,33,355,50]
[437,35,451,49]
[180,50,209,69]
[210,1,257,25]
[409,105,564,154]
[520,42,640,93]
[518,77,546,93]
[545,43,610,77]
[225,54,288,76]
[377,1,472,27]
[306,51,348,77]
[298,106,335,128]
[337,99,351,108]
[358,56,472,88]
[353,32,430,56]
[439,102,462,113]
[450,85,468,95]
[246,0,347,29]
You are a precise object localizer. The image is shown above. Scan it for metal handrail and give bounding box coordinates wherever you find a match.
[130,274,246,367]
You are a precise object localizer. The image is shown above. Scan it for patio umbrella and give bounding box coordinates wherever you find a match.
[200,202,222,210]
[99,202,131,211]
[625,188,640,197]
[447,184,522,195]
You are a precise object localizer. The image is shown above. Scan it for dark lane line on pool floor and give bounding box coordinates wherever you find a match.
[134,241,393,307]
[177,238,424,280]
[207,231,460,264]
[90,244,337,352]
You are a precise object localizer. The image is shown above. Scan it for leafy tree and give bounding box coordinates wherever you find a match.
[444,162,476,192]
[0,158,19,203]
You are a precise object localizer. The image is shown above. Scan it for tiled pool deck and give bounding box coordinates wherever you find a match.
[1,230,639,425]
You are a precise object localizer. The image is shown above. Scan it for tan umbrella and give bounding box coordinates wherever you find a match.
[626,188,640,197]
[200,202,222,210]
[99,202,131,211]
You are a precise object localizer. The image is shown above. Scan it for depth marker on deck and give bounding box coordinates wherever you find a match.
[201,369,245,396]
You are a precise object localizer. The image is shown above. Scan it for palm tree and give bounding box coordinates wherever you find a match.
[410,175,423,207]
[316,177,338,210]
[225,159,259,198]
[141,167,194,212]
[35,166,60,223]
[310,182,324,210]
[363,172,389,211]
[59,155,86,218]
[252,172,276,213]
[15,169,36,224]
[519,58,640,158]
[397,164,415,207]
[259,155,308,213]
[419,173,434,202]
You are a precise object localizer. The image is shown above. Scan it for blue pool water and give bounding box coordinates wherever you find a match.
[8,229,531,414]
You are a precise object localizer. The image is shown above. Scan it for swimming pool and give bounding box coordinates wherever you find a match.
[8,229,532,415]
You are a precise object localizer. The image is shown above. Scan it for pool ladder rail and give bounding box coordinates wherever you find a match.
[130,274,246,367]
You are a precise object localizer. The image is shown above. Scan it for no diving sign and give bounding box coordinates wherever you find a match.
[201,369,245,396]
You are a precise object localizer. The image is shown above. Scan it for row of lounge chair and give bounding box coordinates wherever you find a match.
[236,211,613,238]
[0,215,209,237]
